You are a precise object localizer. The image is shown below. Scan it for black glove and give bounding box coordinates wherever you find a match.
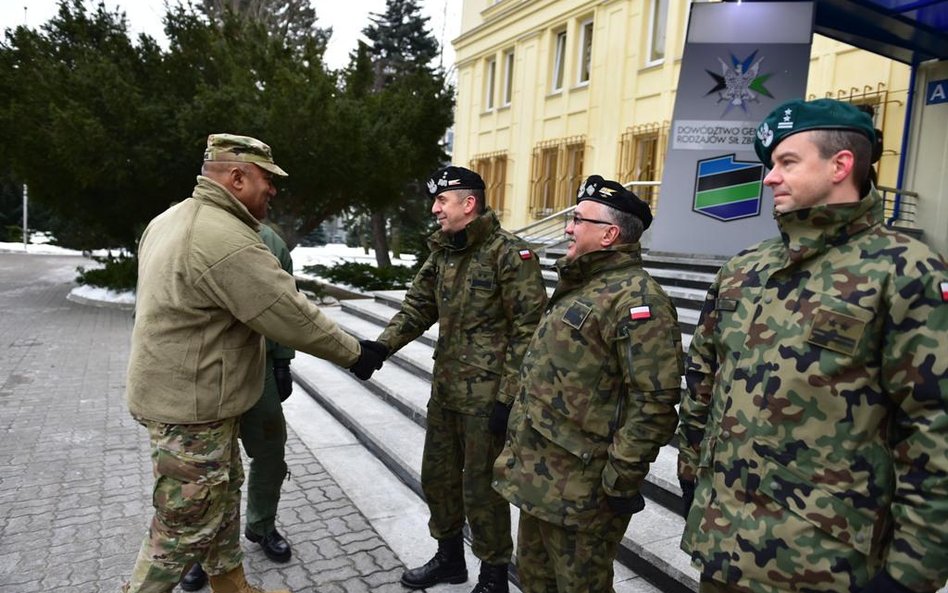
[606,492,645,516]
[487,401,512,435]
[680,479,696,519]
[273,359,293,401]
[349,340,388,381]
[859,571,914,593]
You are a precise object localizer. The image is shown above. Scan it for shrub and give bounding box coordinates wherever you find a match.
[76,254,138,292]
[303,261,416,291]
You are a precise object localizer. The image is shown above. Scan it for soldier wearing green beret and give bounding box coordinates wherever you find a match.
[493,175,684,593]
[678,98,948,593]
[123,134,386,593]
[364,166,547,593]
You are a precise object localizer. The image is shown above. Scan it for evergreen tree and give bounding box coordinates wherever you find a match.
[198,0,330,50]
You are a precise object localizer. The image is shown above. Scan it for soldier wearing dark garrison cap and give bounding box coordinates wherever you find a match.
[365,165,547,593]
[123,134,385,593]
[679,98,948,593]
[494,175,683,593]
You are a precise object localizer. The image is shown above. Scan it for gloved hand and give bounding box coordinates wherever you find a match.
[349,340,388,381]
[859,570,913,593]
[680,479,696,519]
[606,492,645,516]
[273,359,293,401]
[487,401,512,435]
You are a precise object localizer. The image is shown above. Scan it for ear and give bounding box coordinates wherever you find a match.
[600,224,621,248]
[831,150,855,184]
[462,195,477,215]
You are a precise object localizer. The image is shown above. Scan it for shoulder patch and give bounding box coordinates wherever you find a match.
[629,305,651,320]
[941,280,948,303]
[518,249,533,260]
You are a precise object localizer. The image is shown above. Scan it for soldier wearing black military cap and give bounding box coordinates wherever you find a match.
[362,165,548,593]
[493,175,684,593]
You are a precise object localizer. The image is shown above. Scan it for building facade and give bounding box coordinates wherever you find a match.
[452,0,919,244]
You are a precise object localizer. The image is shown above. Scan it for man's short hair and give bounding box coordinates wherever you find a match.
[811,129,873,194]
[468,189,486,214]
[607,208,645,244]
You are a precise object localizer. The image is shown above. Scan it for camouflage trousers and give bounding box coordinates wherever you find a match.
[699,576,753,593]
[515,511,629,593]
[240,363,288,537]
[422,400,512,564]
[125,417,243,593]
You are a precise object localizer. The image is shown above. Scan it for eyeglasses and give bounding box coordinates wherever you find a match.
[569,213,615,227]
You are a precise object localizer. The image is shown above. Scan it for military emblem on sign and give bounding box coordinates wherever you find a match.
[692,154,764,222]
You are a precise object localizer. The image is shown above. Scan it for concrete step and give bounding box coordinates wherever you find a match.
[289,349,695,593]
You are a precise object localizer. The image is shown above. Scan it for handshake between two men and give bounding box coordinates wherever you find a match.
[348,339,389,381]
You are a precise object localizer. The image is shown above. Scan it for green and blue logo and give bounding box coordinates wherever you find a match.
[692,154,764,222]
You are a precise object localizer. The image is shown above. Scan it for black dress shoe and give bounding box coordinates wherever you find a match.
[245,527,292,563]
[180,562,207,591]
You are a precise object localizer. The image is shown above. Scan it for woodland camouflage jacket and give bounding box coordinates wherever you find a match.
[677,191,948,592]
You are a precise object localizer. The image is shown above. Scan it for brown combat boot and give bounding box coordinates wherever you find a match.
[208,564,290,593]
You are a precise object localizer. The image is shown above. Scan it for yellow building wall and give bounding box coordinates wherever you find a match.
[453,0,911,230]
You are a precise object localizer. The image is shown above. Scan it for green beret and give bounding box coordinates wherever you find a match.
[204,133,288,177]
[754,98,876,167]
[425,166,485,198]
[576,175,653,229]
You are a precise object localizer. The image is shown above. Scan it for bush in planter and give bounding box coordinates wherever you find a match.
[76,254,137,292]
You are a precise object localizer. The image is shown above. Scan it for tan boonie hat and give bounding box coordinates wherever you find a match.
[204,133,288,177]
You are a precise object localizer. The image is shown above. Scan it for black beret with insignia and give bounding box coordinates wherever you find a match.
[754,98,877,167]
[576,175,653,229]
[425,166,486,198]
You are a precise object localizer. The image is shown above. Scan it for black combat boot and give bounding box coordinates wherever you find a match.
[470,562,509,593]
[400,533,468,589]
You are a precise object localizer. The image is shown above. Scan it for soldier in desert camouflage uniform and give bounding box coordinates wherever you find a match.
[367,166,547,593]
[677,98,948,593]
[493,175,684,593]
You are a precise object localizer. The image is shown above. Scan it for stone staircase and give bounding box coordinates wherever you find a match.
[290,251,723,593]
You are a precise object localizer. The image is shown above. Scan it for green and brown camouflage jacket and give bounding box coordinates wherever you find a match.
[494,244,684,531]
[677,191,948,592]
[378,209,547,415]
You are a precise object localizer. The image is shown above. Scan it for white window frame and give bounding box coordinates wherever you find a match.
[577,19,593,86]
[502,49,515,106]
[484,56,497,111]
[646,0,668,66]
[551,30,567,93]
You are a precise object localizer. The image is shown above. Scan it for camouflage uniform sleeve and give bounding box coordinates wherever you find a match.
[880,263,948,591]
[603,289,684,498]
[377,252,440,354]
[676,272,721,483]
[496,246,547,405]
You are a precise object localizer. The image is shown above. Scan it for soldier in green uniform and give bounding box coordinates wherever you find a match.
[180,224,297,591]
[366,166,547,593]
[677,98,948,593]
[124,134,385,593]
[493,175,684,593]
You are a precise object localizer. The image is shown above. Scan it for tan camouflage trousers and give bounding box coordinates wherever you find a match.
[125,417,243,593]
[515,512,628,593]
[421,401,512,564]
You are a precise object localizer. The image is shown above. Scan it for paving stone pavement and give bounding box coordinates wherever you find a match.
[0,251,408,593]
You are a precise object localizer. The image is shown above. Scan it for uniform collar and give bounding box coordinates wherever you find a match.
[191,175,261,231]
[775,189,882,265]
[555,243,643,283]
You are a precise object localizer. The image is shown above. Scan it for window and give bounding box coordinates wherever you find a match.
[647,0,668,64]
[484,57,497,111]
[470,152,509,216]
[578,20,593,85]
[502,50,515,106]
[530,136,587,217]
[617,123,669,209]
[551,30,567,92]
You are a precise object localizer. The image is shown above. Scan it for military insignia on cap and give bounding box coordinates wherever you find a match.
[629,305,651,320]
[756,122,774,148]
[426,178,438,194]
[777,107,794,130]
[940,280,948,302]
[599,187,616,197]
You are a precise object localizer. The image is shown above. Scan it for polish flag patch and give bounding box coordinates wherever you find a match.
[518,249,533,260]
[941,281,948,302]
[629,306,651,320]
